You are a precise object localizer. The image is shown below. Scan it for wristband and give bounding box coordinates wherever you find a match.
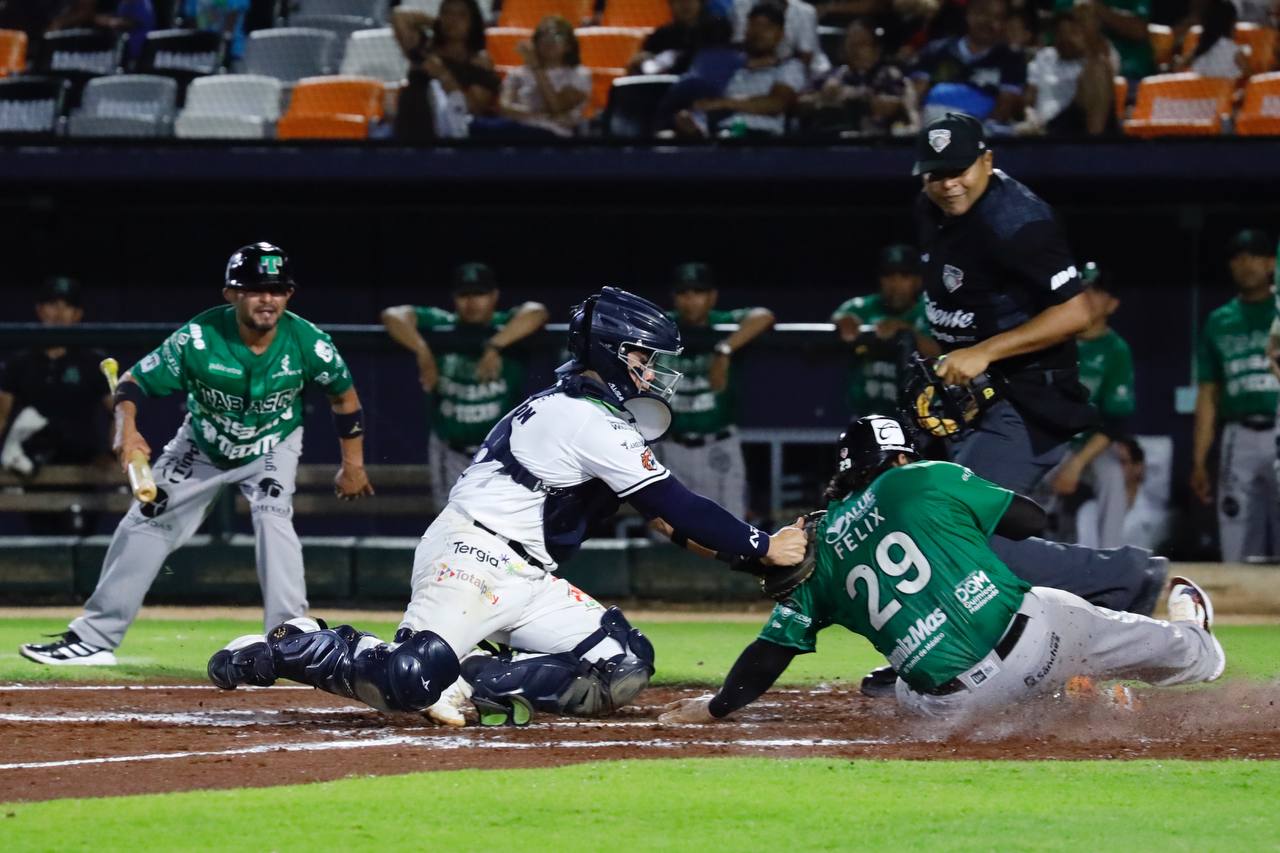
[113,379,145,408]
[332,408,365,440]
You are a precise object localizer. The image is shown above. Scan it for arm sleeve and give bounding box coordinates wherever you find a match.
[627,475,770,558]
[707,639,798,718]
[999,218,1081,307]
[993,493,1047,540]
[306,333,355,396]
[130,328,189,398]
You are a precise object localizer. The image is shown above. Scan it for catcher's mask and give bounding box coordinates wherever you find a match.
[905,354,1000,439]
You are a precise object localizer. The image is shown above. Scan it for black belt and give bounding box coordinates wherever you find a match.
[472,520,545,569]
[922,612,1030,696]
[1235,415,1275,431]
[669,429,734,448]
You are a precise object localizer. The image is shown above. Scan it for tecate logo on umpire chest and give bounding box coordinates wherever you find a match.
[924,295,975,330]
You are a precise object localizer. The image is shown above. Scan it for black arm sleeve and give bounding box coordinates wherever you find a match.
[707,639,798,718]
[993,493,1047,540]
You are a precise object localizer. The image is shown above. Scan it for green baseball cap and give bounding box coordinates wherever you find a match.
[879,244,920,275]
[37,275,81,306]
[671,262,716,292]
[1228,229,1274,260]
[452,262,497,294]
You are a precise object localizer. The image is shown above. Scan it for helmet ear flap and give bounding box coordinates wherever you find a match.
[569,296,598,363]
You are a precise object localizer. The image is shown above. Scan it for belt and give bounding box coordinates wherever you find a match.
[1235,415,1275,431]
[471,520,545,569]
[669,429,734,448]
[922,612,1030,696]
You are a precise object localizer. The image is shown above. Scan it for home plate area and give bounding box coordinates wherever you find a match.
[3,682,1279,802]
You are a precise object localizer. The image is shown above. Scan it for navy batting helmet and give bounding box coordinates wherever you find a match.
[225,242,295,292]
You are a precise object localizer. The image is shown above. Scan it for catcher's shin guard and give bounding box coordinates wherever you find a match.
[351,630,460,713]
[208,634,276,690]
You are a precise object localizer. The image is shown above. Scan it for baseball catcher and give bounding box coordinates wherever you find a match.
[661,414,1225,723]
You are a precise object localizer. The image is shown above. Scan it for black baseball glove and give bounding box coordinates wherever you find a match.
[730,510,825,601]
[901,354,1001,440]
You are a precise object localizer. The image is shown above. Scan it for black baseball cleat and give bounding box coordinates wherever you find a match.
[474,694,534,727]
[19,631,117,666]
[860,665,898,698]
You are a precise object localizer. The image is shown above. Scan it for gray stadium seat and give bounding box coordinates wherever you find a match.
[290,14,377,68]
[0,77,70,135]
[296,0,390,23]
[174,74,283,139]
[603,74,677,138]
[35,28,126,109]
[338,27,407,82]
[67,74,178,137]
[139,29,229,93]
[243,27,337,82]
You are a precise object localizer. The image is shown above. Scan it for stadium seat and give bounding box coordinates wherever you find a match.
[498,0,593,29]
[601,72,675,137]
[339,28,409,82]
[576,27,647,68]
[0,76,69,136]
[275,74,383,139]
[35,29,126,108]
[174,74,283,138]
[485,27,534,66]
[600,0,671,28]
[291,14,376,68]
[295,0,389,23]
[399,0,496,23]
[0,29,27,77]
[1122,72,1233,136]
[67,74,177,137]
[1235,71,1280,135]
[1235,23,1277,75]
[1113,76,1127,122]
[818,25,843,67]
[1180,25,1201,63]
[587,66,621,116]
[138,29,228,98]
[243,27,337,82]
[1148,23,1174,69]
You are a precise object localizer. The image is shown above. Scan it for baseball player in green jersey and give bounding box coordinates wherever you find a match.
[381,262,548,511]
[1047,262,1136,548]
[1191,229,1279,562]
[662,262,775,519]
[832,244,940,417]
[19,243,374,667]
[660,414,1225,722]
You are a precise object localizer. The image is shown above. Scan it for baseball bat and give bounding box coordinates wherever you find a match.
[100,357,158,503]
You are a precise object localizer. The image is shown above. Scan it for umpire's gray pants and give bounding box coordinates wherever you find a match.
[895,585,1225,718]
[69,420,307,650]
[1219,421,1280,562]
[659,431,747,519]
[951,401,1153,612]
[428,431,476,514]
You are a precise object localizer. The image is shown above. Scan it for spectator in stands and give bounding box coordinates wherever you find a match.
[1076,436,1171,551]
[392,0,500,140]
[797,19,910,135]
[626,0,733,75]
[1179,0,1248,78]
[910,0,1027,127]
[831,243,939,418]
[381,263,548,512]
[674,1,804,137]
[42,1,155,60]
[661,262,775,520]
[0,276,112,534]
[730,0,829,80]
[471,15,590,139]
[1020,7,1118,136]
[1053,0,1154,82]
[181,0,250,62]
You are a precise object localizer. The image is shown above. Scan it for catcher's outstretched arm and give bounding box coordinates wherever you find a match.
[628,476,771,560]
[994,493,1047,540]
[707,639,798,719]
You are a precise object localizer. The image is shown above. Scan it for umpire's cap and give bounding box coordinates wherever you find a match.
[913,112,988,177]
[225,242,295,292]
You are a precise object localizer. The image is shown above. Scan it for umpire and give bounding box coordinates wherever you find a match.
[909,112,1163,614]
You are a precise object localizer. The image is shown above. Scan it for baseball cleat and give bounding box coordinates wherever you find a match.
[1167,575,1226,682]
[425,676,474,727]
[207,634,274,689]
[860,665,898,698]
[19,631,117,666]
[474,694,534,727]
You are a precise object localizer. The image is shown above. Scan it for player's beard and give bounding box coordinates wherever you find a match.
[240,300,282,332]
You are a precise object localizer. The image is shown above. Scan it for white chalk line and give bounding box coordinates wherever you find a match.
[1,684,314,692]
[0,734,887,772]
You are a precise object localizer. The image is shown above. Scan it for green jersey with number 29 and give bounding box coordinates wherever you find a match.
[758,460,1030,691]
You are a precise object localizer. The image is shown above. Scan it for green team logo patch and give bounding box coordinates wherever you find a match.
[258,255,283,276]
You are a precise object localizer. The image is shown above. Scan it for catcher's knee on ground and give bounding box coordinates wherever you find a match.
[464,607,655,716]
[208,617,460,712]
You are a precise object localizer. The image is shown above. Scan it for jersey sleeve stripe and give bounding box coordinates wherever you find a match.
[615,469,671,498]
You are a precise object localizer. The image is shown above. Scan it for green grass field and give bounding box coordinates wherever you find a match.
[3,615,1277,850]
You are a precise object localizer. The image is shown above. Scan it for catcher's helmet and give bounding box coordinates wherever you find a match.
[225,242,295,292]
[905,354,1000,439]
[837,415,920,483]
[563,284,683,396]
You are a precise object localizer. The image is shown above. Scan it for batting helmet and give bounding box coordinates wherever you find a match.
[837,414,921,486]
[225,242,295,292]
[903,354,1000,439]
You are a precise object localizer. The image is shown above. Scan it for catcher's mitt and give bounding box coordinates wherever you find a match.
[731,510,825,601]
[902,354,1000,439]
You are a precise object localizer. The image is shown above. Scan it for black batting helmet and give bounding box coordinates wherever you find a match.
[834,414,921,494]
[225,242,295,292]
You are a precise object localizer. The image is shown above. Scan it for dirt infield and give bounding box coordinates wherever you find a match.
[2,680,1278,803]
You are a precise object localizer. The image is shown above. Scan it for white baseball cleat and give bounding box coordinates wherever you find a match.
[1167,575,1226,681]
[19,631,118,666]
[426,676,474,727]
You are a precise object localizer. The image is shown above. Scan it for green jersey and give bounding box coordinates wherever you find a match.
[1195,296,1279,421]
[666,308,752,437]
[758,461,1030,691]
[131,306,354,468]
[416,307,526,448]
[831,294,930,415]
[1077,328,1135,419]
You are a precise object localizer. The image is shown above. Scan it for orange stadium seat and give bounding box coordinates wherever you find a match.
[586,67,622,116]
[276,74,383,139]
[0,29,27,77]
[497,0,593,28]
[1235,71,1280,134]
[601,0,671,28]
[1148,23,1174,69]
[1235,23,1278,75]
[485,27,533,66]
[576,27,647,68]
[1113,75,1127,122]
[1179,25,1200,63]
[1122,72,1233,136]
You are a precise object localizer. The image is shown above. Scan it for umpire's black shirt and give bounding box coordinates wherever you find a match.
[915,169,1097,442]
